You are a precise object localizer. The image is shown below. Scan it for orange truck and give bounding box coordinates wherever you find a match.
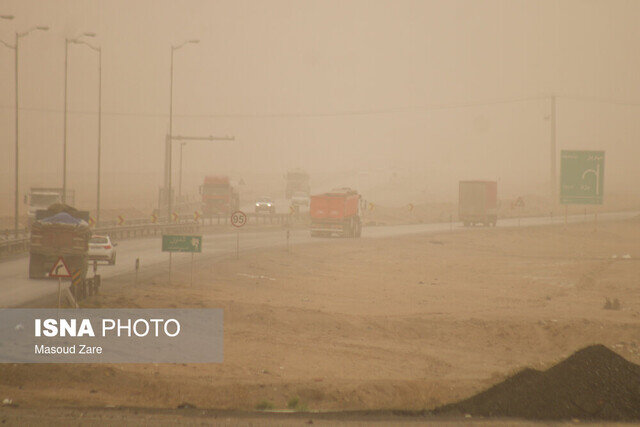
[200,175,239,215]
[310,188,362,237]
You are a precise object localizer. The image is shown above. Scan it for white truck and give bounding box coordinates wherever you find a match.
[25,188,75,226]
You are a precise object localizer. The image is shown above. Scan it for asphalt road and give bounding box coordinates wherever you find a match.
[0,210,635,308]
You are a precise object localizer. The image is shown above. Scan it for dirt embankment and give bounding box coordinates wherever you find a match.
[1,217,639,416]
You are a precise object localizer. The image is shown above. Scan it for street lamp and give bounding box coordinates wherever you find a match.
[70,38,101,226]
[62,32,96,204]
[1,25,49,233]
[179,142,186,198]
[167,39,199,222]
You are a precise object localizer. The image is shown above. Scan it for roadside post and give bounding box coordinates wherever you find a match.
[49,256,72,312]
[135,257,140,286]
[162,234,202,286]
[231,210,247,259]
[560,150,605,232]
[286,229,290,252]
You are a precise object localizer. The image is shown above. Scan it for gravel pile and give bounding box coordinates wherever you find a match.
[434,344,640,420]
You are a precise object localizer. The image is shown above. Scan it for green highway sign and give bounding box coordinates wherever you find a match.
[162,234,202,253]
[560,150,604,205]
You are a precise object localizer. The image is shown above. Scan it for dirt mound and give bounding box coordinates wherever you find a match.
[434,345,640,421]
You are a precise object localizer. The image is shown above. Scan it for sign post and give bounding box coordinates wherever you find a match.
[49,256,72,312]
[560,150,605,231]
[231,210,247,259]
[162,235,203,285]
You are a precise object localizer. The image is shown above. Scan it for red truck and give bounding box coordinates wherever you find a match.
[200,176,239,215]
[310,188,362,237]
[458,180,498,227]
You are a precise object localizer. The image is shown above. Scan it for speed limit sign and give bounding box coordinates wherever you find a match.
[231,210,247,228]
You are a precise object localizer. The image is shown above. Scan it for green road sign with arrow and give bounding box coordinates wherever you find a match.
[560,150,604,205]
[162,234,202,253]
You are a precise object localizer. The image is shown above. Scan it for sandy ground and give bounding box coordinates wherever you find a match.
[1,217,639,423]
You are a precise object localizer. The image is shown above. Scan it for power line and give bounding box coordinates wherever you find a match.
[2,94,640,119]
[0,95,550,119]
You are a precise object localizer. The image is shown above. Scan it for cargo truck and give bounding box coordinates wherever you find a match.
[459,180,498,227]
[285,169,310,199]
[310,188,362,237]
[200,176,240,215]
[29,204,91,279]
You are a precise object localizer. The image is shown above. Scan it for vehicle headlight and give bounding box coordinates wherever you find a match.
[255,203,259,206]
[267,203,272,207]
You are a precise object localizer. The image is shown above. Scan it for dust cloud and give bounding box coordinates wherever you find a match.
[1,0,640,215]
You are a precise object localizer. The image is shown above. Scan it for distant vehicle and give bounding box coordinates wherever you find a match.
[25,187,75,226]
[29,204,90,279]
[285,169,310,199]
[310,188,362,238]
[88,235,117,265]
[459,180,498,227]
[200,176,239,215]
[291,191,310,207]
[255,197,276,214]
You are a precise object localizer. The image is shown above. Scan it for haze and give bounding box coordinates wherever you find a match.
[1,0,640,214]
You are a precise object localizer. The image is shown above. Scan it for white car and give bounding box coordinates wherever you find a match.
[88,235,117,265]
[291,191,310,207]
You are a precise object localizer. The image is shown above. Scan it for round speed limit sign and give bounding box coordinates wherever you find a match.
[231,210,247,228]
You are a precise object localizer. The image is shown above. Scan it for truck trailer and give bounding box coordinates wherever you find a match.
[310,188,362,237]
[29,204,91,279]
[458,180,498,227]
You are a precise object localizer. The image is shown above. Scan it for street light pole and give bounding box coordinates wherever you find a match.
[96,47,102,227]
[168,46,173,222]
[63,32,95,204]
[167,39,199,223]
[1,25,49,233]
[179,142,185,198]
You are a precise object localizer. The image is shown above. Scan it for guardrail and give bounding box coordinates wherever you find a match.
[0,212,294,258]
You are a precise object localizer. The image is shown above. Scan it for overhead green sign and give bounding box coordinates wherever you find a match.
[560,150,604,205]
[162,234,202,253]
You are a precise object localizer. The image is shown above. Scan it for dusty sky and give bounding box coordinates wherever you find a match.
[1,0,640,212]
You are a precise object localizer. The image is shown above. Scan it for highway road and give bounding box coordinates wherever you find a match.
[0,210,636,308]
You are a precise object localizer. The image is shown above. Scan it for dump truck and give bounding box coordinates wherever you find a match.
[310,188,362,237]
[285,169,310,199]
[29,204,91,279]
[459,180,498,227]
[200,175,239,215]
[25,187,75,227]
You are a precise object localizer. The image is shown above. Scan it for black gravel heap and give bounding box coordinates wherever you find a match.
[434,345,640,420]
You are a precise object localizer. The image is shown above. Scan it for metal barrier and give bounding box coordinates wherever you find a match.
[0,212,294,258]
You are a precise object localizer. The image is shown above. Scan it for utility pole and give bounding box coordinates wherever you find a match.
[550,95,557,204]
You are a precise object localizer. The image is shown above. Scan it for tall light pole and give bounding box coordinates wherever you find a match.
[70,39,101,226]
[550,95,557,204]
[167,39,199,222]
[1,24,49,233]
[179,142,186,198]
[63,32,96,204]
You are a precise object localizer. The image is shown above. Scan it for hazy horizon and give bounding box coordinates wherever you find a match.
[2,0,640,215]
